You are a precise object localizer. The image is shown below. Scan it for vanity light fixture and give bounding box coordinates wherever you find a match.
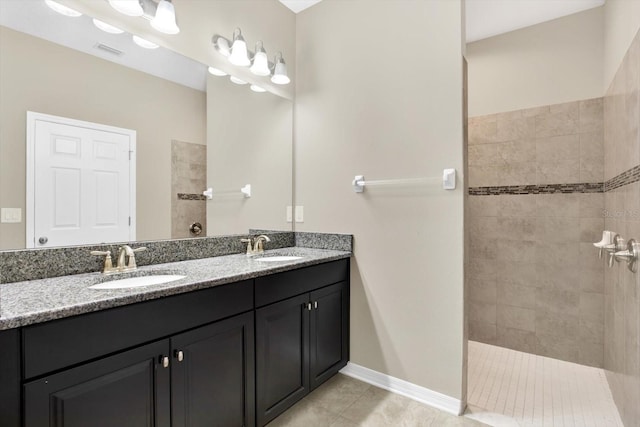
[212,28,291,85]
[271,52,290,85]
[108,0,144,17]
[45,0,82,17]
[109,0,180,35]
[250,85,266,93]
[230,76,248,85]
[229,28,251,67]
[150,0,180,35]
[93,18,125,34]
[132,35,159,49]
[208,66,227,77]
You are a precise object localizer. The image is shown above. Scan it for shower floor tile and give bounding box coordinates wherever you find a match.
[466,341,623,427]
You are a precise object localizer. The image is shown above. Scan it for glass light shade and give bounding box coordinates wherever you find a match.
[229,76,248,85]
[271,58,290,85]
[229,31,250,67]
[108,0,143,17]
[250,51,270,76]
[250,85,266,93]
[45,0,81,17]
[215,37,231,57]
[208,67,227,77]
[150,0,180,35]
[93,19,124,34]
[132,35,159,49]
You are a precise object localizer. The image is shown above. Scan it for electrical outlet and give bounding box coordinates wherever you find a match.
[295,206,304,223]
[286,206,293,222]
[1,208,21,223]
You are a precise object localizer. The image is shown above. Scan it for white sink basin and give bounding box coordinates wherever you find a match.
[255,256,303,263]
[89,274,186,290]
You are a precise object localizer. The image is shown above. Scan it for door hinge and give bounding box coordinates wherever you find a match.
[128,216,131,226]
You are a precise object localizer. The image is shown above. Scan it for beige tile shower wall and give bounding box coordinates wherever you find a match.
[603,26,640,427]
[467,100,605,367]
[468,98,604,186]
[171,141,206,239]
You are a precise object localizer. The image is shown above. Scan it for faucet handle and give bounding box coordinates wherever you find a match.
[90,250,114,273]
[132,247,147,253]
[240,238,253,255]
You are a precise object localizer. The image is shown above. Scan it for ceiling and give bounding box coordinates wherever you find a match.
[466,0,606,43]
[278,0,606,43]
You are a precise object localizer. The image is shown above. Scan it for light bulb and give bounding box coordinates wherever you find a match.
[208,67,227,77]
[108,0,144,16]
[93,19,124,34]
[45,0,82,17]
[150,0,180,35]
[132,35,159,49]
[229,29,250,67]
[250,85,266,93]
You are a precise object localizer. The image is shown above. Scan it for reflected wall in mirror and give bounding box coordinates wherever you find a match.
[0,0,293,250]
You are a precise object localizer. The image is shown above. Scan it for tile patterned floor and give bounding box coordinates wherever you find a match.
[266,374,486,427]
[466,341,624,427]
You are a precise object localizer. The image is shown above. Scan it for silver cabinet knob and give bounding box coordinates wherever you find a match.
[161,356,170,368]
[38,236,48,245]
[175,350,184,362]
[314,301,318,309]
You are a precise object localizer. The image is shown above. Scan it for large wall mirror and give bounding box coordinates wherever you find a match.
[0,0,293,250]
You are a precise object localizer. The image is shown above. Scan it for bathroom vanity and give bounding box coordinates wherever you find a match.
[0,248,350,427]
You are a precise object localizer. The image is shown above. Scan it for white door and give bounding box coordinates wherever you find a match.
[27,112,136,248]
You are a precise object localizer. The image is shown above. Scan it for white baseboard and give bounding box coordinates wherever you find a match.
[339,362,464,416]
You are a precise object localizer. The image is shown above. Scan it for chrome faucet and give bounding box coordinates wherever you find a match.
[91,245,147,275]
[240,235,271,256]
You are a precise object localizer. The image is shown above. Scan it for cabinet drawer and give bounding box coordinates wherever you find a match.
[23,280,253,379]
[255,259,349,307]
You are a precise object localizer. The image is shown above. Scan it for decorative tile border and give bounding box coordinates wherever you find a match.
[604,164,640,192]
[469,183,604,196]
[177,193,207,201]
[469,165,640,196]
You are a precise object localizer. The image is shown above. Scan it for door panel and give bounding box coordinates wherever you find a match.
[310,281,349,390]
[24,340,170,427]
[31,115,134,247]
[256,293,309,426]
[171,312,255,427]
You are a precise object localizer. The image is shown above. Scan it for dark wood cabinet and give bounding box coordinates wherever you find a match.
[171,311,255,427]
[24,340,171,427]
[23,312,255,427]
[5,258,349,427]
[310,281,349,389]
[256,277,349,426]
[255,294,310,426]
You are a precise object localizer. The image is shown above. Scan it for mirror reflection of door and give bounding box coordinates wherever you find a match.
[26,112,136,248]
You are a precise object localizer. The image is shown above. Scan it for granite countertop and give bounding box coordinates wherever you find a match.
[0,247,351,330]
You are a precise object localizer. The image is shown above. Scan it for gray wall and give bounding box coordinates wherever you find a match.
[295,0,467,402]
[467,99,605,367]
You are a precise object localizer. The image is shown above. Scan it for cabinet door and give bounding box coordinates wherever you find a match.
[171,312,255,427]
[24,340,171,427]
[256,294,310,426]
[310,281,349,390]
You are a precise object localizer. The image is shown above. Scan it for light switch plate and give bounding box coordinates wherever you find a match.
[295,206,304,223]
[286,206,293,222]
[1,208,22,223]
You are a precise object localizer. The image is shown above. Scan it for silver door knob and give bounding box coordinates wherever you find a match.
[38,236,48,245]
